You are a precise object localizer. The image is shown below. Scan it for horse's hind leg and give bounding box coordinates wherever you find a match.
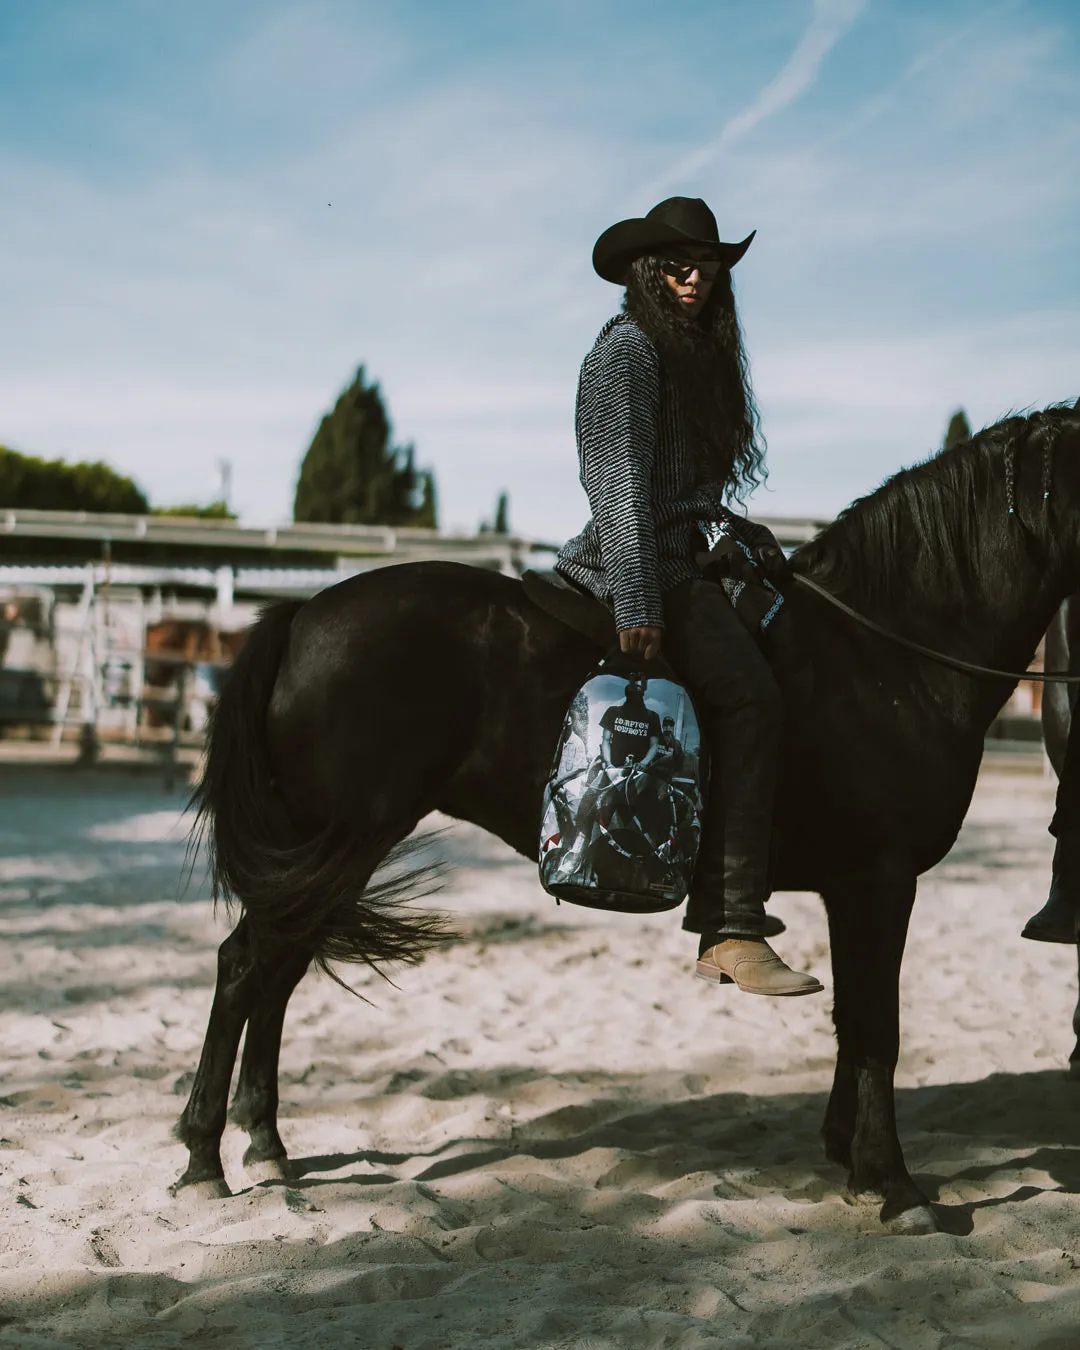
[228,943,312,1181]
[173,919,258,1196]
[224,828,429,1180]
[822,861,935,1230]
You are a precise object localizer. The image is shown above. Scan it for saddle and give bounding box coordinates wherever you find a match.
[521,570,615,648]
[521,539,790,650]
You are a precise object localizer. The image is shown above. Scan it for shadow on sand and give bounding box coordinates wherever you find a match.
[265,1064,1080,1238]
[2,1050,1079,1349]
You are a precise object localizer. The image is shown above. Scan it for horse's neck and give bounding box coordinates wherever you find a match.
[819,494,1070,708]
[799,415,1080,739]
[943,531,1063,662]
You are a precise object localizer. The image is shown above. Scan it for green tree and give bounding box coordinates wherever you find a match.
[0,446,149,513]
[152,501,237,520]
[479,491,510,534]
[293,368,437,527]
[943,409,973,451]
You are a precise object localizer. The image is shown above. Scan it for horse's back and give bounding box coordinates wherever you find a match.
[265,562,595,852]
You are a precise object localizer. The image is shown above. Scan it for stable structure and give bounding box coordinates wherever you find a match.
[0,507,569,761]
[0,509,568,757]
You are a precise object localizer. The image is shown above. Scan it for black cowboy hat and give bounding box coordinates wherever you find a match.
[592,196,755,285]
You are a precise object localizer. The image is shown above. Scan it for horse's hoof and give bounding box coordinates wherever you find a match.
[245,1157,294,1184]
[881,1202,938,1234]
[169,1175,232,1201]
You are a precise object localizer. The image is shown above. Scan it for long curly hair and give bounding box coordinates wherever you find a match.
[623,255,766,504]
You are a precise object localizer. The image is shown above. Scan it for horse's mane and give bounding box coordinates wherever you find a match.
[793,401,1080,613]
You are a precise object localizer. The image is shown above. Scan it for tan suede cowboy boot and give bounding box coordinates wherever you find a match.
[696,938,824,996]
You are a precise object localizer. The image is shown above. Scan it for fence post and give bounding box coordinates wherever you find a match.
[164,662,189,792]
[76,564,100,765]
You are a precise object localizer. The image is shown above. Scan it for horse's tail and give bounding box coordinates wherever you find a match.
[190,600,449,985]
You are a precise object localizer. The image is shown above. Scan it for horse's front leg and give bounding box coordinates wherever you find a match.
[228,943,312,1181]
[822,861,935,1230]
[1071,944,1080,1081]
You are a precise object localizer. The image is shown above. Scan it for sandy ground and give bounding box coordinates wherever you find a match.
[0,763,1077,1349]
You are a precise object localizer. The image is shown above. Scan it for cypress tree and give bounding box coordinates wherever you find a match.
[479,491,510,535]
[293,368,437,527]
[943,409,973,451]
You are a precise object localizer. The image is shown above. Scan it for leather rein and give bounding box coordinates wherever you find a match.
[792,573,1080,685]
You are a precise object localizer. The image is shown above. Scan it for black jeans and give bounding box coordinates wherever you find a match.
[662,577,783,939]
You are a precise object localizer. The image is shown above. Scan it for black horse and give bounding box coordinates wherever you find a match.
[1039,596,1080,1077]
[176,400,1080,1231]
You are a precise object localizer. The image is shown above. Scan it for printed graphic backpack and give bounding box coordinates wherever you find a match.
[538,649,707,913]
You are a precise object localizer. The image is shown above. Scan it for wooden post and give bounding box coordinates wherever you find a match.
[164,662,189,792]
[76,719,100,766]
[76,564,101,765]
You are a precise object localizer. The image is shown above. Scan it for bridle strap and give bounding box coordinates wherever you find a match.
[793,574,1080,685]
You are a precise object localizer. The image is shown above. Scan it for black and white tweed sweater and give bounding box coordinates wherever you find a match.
[555,313,761,632]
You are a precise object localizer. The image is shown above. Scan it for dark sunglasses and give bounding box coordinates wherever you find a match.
[658,258,722,284]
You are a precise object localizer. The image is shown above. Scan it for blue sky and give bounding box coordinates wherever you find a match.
[1,0,1077,539]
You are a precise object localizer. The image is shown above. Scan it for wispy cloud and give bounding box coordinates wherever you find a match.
[645,0,866,196]
[809,0,1023,149]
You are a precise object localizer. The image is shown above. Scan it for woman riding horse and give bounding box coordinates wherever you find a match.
[556,195,821,996]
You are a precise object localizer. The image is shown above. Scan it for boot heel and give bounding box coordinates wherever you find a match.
[694,965,735,985]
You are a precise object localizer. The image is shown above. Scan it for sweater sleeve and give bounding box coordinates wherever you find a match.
[576,321,665,631]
